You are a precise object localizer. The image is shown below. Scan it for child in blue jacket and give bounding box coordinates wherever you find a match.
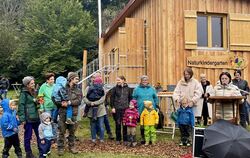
[0,99,22,158]
[177,97,195,147]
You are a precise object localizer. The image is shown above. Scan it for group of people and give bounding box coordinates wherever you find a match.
[0,67,249,157]
[173,67,249,146]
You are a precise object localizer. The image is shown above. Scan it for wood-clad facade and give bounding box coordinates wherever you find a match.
[99,0,250,88]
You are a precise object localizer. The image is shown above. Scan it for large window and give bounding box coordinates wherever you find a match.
[197,14,226,48]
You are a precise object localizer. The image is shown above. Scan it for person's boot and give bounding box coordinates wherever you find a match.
[57,149,64,156]
[16,152,22,158]
[132,135,137,147]
[69,147,78,154]
[108,132,114,140]
[2,154,9,158]
[26,152,36,158]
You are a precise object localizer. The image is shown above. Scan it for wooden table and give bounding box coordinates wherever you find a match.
[208,96,245,124]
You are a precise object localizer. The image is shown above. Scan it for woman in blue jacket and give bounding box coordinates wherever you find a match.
[132,75,159,144]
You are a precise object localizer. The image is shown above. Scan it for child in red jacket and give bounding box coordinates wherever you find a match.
[123,99,139,147]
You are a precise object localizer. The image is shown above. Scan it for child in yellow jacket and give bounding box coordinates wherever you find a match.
[140,101,159,145]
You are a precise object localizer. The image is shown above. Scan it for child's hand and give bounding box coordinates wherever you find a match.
[111,108,116,113]
[13,128,18,132]
[41,140,45,144]
[91,102,95,106]
[61,101,68,107]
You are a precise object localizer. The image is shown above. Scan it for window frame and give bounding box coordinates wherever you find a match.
[197,13,228,50]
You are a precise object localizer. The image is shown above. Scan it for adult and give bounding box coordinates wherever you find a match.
[132,75,158,144]
[38,73,57,122]
[232,70,249,127]
[196,74,214,126]
[173,67,202,124]
[17,76,40,158]
[110,76,132,144]
[57,72,82,156]
[154,82,163,93]
[83,76,106,144]
[212,72,242,121]
[0,76,10,100]
[89,72,114,140]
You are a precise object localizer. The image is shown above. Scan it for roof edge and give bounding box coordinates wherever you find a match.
[102,0,144,40]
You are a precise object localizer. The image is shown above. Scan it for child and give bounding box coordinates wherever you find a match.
[84,77,104,120]
[140,101,159,145]
[0,99,22,158]
[52,76,74,124]
[39,112,55,158]
[176,97,195,146]
[123,99,139,147]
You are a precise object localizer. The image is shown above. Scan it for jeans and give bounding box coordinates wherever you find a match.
[67,105,73,119]
[24,122,41,153]
[39,138,52,157]
[113,109,127,142]
[45,108,58,123]
[90,116,104,141]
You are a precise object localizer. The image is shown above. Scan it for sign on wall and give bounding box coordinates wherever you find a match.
[187,54,247,69]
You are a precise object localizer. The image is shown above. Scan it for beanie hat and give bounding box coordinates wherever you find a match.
[93,77,103,84]
[22,76,34,86]
[130,99,137,107]
[67,72,78,81]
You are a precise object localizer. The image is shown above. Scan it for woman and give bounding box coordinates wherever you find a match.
[212,72,242,121]
[132,75,158,144]
[17,76,41,158]
[57,72,82,156]
[83,75,106,144]
[110,76,132,145]
[38,73,56,122]
[196,74,214,126]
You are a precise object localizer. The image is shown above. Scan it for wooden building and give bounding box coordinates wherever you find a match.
[99,0,250,88]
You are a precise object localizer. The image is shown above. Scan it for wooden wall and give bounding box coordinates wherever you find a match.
[101,0,250,88]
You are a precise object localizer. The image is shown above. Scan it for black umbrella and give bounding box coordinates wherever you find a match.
[202,119,250,158]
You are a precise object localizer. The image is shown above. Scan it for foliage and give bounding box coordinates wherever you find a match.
[13,0,95,82]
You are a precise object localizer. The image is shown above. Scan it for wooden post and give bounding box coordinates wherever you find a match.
[82,49,88,95]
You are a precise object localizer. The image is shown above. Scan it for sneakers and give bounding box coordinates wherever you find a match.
[65,118,75,125]
[179,142,184,146]
[145,142,149,146]
[132,142,137,147]
[186,142,191,147]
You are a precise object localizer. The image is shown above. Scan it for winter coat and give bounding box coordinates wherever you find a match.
[133,84,159,115]
[110,83,132,110]
[87,84,105,101]
[83,86,106,118]
[173,78,202,108]
[232,79,249,96]
[196,81,214,117]
[177,107,195,127]
[38,82,56,111]
[38,112,54,140]
[0,99,20,138]
[17,88,40,123]
[52,76,68,104]
[140,108,159,126]
[123,107,139,127]
[212,82,242,120]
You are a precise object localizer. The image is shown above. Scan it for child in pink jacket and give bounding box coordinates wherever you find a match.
[123,99,139,147]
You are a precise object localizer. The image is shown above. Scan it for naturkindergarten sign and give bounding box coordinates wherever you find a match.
[187,55,247,69]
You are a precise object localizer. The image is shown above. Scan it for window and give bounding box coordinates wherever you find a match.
[197,14,226,49]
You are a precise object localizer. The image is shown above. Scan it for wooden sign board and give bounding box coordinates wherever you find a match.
[187,54,247,69]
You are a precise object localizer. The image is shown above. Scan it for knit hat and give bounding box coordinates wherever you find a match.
[22,76,34,86]
[130,99,137,107]
[67,72,78,81]
[93,77,103,84]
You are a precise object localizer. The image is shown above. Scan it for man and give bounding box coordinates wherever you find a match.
[232,70,249,128]
[57,72,82,156]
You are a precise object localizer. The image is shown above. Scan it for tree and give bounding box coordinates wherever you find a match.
[15,0,95,82]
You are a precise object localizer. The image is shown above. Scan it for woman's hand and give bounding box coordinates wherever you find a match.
[61,101,68,107]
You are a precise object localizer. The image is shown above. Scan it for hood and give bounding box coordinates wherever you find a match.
[1,99,11,113]
[55,76,67,88]
[40,112,51,123]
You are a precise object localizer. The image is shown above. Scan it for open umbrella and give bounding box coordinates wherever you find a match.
[202,119,250,158]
